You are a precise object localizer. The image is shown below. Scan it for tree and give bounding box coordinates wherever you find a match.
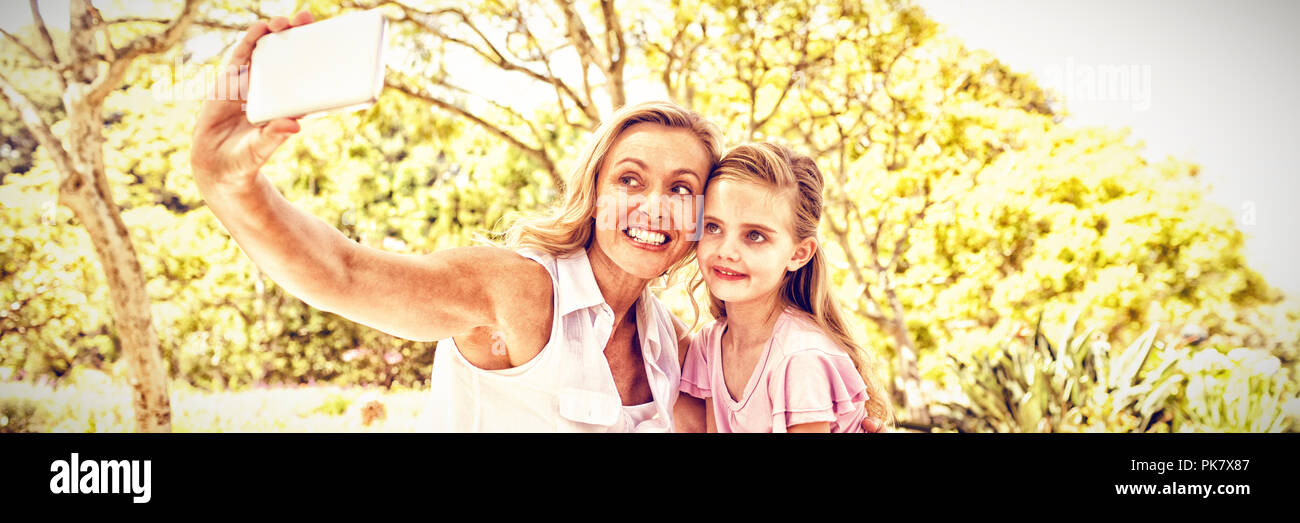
[0,0,216,432]
[326,0,650,192]
[278,0,1300,429]
[633,0,1050,423]
[3,0,1291,433]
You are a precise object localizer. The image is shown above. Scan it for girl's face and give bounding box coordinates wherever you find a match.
[590,122,711,280]
[697,178,816,307]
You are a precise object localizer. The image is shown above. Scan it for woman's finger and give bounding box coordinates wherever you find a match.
[243,119,299,167]
[862,416,884,433]
[268,16,291,32]
[263,118,301,135]
[290,10,314,26]
[227,21,270,67]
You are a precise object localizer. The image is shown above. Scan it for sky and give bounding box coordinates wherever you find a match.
[5,0,1299,302]
[918,0,1300,302]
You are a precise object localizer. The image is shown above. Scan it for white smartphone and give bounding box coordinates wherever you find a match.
[245,9,387,125]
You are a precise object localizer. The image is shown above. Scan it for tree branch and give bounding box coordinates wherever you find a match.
[437,79,550,152]
[0,27,53,68]
[106,16,250,32]
[886,182,934,271]
[599,0,625,107]
[0,71,80,197]
[750,28,817,134]
[824,210,886,326]
[553,0,605,112]
[28,0,61,64]
[518,19,589,130]
[385,79,563,191]
[364,0,598,123]
[87,0,202,107]
[554,0,608,68]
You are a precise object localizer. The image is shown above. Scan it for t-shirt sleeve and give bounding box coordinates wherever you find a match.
[769,349,869,430]
[678,330,712,399]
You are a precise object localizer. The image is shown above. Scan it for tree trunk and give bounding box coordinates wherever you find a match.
[63,0,171,432]
[886,317,929,426]
[882,283,930,426]
[2,0,206,433]
[61,176,172,433]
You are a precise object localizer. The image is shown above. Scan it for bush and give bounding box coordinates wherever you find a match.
[0,393,41,433]
[938,310,1299,432]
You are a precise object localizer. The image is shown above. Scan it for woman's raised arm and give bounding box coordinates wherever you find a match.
[191,13,553,346]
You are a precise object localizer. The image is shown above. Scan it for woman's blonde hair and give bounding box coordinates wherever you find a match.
[504,101,724,281]
[691,142,895,427]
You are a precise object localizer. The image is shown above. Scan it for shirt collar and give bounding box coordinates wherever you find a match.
[555,249,666,364]
[635,286,665,364]
[554,249,606,316]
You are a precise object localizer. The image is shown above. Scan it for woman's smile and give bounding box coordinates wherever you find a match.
[622,226,672,249]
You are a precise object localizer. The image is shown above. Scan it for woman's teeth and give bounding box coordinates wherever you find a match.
[625,227,667,246]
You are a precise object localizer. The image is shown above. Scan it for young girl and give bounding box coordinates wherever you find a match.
[679,142,893,432]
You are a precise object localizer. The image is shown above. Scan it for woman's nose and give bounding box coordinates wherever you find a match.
[631,190,674,230]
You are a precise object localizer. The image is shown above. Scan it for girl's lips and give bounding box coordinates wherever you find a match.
[711,266,747,281]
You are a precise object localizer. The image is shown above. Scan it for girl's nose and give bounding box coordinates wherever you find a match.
[717,233,742,262]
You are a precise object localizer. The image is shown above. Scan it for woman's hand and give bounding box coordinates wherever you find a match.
[190,11,313,191]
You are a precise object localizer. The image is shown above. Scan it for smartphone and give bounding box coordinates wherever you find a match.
[245,9,387,125]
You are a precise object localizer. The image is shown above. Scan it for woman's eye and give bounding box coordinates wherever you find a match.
[747,231,766,242]
[671,185,693,196]
[705,223,720,234]
[619,175,642,188]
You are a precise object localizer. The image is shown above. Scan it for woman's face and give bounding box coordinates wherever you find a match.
[590,122,711,280]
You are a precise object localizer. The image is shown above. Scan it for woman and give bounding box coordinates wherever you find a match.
[191,11,882,432]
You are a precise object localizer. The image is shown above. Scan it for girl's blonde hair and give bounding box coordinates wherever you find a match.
[691,142,895,427]
[504,101,724,282]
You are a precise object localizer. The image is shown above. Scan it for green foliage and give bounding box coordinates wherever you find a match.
[311,393,351,417]
[0,393,41,433]
[0,169,115,379]
[0,24,64,182]
[941,309,1298,432]
[2,0,1297,436]
[3,15,552,390]
[1171,347,1295,432]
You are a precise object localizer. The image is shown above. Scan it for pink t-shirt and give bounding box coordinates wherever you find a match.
[679,308,870,433]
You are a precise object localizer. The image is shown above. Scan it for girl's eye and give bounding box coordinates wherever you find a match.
[704,223,721,234]
[747,230,766,242]
[671,185,693,196]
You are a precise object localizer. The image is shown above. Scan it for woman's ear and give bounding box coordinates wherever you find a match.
[787,237,818,272]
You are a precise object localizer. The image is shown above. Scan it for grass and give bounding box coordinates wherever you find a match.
[0,377,430,432]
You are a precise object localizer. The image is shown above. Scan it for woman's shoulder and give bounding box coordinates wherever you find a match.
[437,246,555,320]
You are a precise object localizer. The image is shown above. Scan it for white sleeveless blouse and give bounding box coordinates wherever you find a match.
[421,248,681,432]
